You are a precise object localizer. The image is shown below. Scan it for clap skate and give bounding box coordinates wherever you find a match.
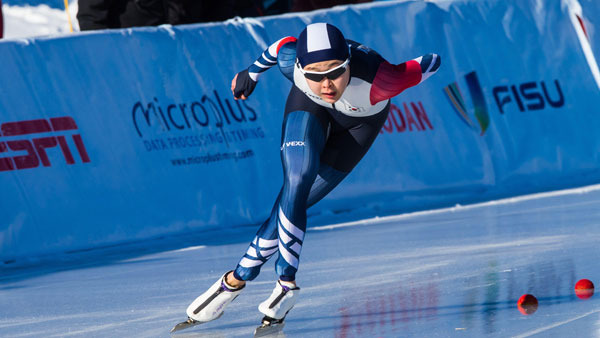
[171,271,245,333]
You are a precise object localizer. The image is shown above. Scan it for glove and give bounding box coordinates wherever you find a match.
[232,69,257,99]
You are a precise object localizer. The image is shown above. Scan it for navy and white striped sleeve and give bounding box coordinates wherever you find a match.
[415,53,442,83]
[248,36,297,82]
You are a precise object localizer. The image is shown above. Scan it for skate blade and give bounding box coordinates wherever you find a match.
[170,318,200,333]
[170,312,224,333]
[254,322,285,337]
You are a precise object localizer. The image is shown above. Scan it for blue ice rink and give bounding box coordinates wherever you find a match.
[1,185,599,337]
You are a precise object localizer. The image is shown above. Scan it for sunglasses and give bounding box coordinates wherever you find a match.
[298,58,350,82]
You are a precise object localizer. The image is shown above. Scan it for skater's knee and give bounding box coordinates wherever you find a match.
[284,170,314,193]
[282,149,319,177]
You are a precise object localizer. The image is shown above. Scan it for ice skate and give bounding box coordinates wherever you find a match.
[254,314,287,337]
[254,280,298,336]
[258,280,299,319]
[171,271,245,332]
[186,270,245,321]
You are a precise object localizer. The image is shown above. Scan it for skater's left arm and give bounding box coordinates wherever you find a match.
[370,53,441,105]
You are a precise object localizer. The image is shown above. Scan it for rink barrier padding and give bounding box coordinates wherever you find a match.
[1,0,600,263]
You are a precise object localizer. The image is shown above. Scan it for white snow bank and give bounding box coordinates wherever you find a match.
[2,1,79,39]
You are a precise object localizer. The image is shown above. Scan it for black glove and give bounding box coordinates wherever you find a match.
[233,69,257,99]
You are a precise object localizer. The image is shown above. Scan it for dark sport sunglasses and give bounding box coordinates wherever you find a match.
[298,58,350,82]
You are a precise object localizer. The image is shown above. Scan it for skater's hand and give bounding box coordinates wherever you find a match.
[231,74,246,100]
[231,69,257,100]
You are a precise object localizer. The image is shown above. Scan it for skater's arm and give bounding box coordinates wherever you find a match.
[248,36,297,82]
[232,36,297,100]
[369,53,441,105]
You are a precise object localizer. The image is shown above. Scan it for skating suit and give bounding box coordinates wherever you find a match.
[233,36,441,281]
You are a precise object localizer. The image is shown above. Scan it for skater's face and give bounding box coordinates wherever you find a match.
[301,59,350,103]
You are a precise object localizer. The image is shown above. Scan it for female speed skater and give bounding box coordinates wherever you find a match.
[177,22,441,331]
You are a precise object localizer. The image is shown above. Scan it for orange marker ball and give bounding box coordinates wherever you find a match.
[575,279,594,300]
[517,294,538,315]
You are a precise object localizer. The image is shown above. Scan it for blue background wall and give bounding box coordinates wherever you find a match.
[1,0,599,262]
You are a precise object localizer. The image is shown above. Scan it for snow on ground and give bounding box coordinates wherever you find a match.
[1,1,79,39]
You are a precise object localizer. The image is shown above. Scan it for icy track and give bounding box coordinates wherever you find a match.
[1,185,600,337]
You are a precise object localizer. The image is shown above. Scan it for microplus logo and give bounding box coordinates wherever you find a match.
[131,92,258,139]
[444,71,566,136]
[131,91,265,153]
[0,117,90,171]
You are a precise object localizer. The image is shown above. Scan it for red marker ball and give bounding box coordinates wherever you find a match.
[575,279,595,300]
[517,294,538,315]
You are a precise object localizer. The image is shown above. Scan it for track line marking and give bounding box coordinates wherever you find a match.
[512,309,600,338]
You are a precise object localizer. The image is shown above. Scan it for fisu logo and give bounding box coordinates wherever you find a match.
[444,71,565,136]
[280,141,305,150]
[444,71,490,136]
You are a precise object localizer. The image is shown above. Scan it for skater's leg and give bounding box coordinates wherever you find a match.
[233,108,327,283]
[232,193,282,282]
[275,109,326,281]
[235,163,347,285]
[183,94,327,323]
[256,109,325,319]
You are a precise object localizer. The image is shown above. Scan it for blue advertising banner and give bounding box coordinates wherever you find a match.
[1,0,600,262]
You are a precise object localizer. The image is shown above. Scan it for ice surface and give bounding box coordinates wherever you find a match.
[1,185,600,337]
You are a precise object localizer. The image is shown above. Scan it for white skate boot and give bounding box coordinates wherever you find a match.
[185,271,245,322]
[258,280,300,319]
[254,280,299,336]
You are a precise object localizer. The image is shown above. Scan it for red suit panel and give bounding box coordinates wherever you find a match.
[370,60,422,105]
